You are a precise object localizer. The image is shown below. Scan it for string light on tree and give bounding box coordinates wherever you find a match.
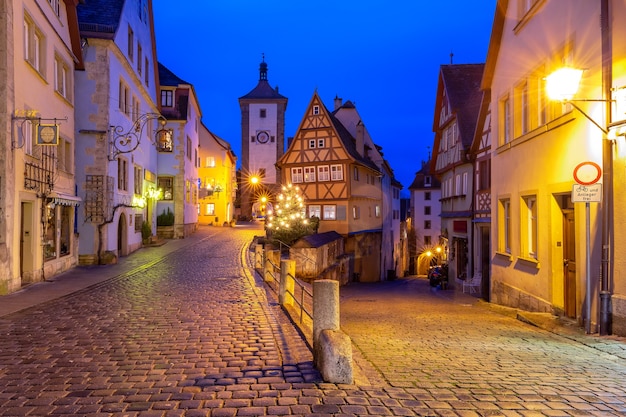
[266,183,318,245]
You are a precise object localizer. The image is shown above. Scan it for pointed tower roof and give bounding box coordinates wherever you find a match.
[239,57,287,100]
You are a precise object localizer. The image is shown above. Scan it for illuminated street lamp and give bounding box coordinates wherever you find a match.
[250,175,260,186]
[546,65,612,335]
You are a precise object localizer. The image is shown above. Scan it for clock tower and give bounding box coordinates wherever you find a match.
[239,57,288,217]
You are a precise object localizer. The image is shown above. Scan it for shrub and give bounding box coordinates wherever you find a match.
[157,207,175,226]
[141,221,152,241]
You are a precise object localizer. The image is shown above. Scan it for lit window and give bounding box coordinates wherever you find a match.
[206,156,216,167]
[206,203,215,215]
[158,177,173,200]
[323,205,336,220]
[304,167,316,182]
[309,205,321,218]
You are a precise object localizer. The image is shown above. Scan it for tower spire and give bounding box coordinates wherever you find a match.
[259,53,268,81]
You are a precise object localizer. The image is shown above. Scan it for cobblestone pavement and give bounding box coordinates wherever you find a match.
[340,278,626,416]
[0,224,625,416]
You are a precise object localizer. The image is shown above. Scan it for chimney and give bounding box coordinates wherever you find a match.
[356,121,365,157]
[334,95,343,111]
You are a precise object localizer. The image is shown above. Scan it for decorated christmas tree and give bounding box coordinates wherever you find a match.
[265,184,318,245]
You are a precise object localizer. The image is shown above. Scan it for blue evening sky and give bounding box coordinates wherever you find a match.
[153,1,497,194]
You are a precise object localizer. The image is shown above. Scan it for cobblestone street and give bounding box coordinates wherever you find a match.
[0,224,625,416]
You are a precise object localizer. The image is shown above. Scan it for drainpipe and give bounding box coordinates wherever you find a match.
[599,0,612,335]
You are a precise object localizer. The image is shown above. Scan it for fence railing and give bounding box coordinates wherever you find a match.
[254,244,314,344]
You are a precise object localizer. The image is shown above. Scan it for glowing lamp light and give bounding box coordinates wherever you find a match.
[250,176,260,185]
[546,67,584,101]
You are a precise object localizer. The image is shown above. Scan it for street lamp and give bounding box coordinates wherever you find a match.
[546,65,612,335]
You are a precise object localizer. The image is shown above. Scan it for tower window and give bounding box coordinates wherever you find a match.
[260,108,266,118]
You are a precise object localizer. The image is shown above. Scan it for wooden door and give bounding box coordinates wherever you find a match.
[563,210,576,318]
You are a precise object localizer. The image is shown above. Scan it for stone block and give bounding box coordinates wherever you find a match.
[316,329,353,384]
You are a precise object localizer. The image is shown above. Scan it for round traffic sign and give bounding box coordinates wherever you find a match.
[573,161,602,185]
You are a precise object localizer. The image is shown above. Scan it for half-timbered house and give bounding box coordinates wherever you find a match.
[276,92,385,282]
[431,64,484,287]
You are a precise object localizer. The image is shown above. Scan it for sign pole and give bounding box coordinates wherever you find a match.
[585,201,591,334]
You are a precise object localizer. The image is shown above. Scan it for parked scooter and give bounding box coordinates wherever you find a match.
[428,264,449,289]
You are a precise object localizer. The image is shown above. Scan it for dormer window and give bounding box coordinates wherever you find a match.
[161,90,173,107]
[260,108,266,118]
[425,175,432,187]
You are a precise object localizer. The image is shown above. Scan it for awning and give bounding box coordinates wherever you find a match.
[48,192,82,207]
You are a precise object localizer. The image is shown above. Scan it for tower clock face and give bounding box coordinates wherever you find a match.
[256,131,270,144]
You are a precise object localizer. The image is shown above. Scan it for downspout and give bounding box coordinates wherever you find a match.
[599,0,612,335]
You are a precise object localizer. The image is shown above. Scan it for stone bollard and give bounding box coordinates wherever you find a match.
[255,244,263,270]
[313,280,340,346]
[312,279,353,384]
[279,260,295,307]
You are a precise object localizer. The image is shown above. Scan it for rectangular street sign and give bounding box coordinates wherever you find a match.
[572,183,602,203]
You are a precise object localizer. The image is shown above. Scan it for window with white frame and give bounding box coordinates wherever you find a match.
[309,139,316,149]
[119,80,129,115]
[375,205,380,217]
[24,15,45,75]
[118,158,128,191]
[353,206,360,219]
[331,164,343,181]
[514,80,529,137]
[500,95,511,145]
[323,205,336,220]
[131,95,140,121]
[54,55,71,100]
[499,198,511,253]
[291,167,303,183]
[455,174,461,196]
[308,205,321,218]
[318,165,330,181]
[313,105,320,115]
[48,0,60,16]
[21,119,34,155]
[522,195,538,259]
[304,166,316,182]
[134,165,143,195]
[462,172,468,195]
[317,138,325,148]
[205,203,215,215]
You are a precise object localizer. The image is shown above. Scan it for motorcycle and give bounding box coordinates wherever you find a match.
[428,264,449,289]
